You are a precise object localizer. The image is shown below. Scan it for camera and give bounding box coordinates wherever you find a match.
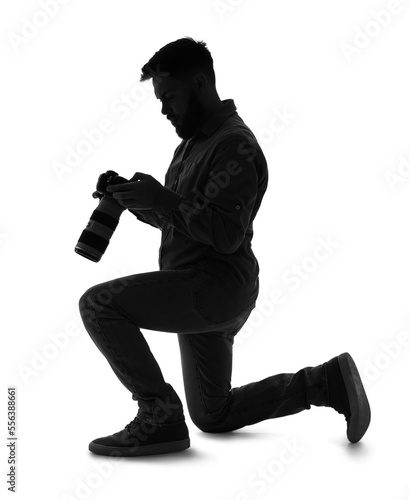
[75,170,128,262]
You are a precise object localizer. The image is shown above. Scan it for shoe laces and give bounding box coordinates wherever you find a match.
[125,416,142,435]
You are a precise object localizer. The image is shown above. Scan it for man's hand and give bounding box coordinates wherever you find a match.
[106,172,164,210]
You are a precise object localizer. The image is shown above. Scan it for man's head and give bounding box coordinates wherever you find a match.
[140,37,222,140]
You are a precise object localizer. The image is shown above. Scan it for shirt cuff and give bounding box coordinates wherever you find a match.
[153,187,183,220]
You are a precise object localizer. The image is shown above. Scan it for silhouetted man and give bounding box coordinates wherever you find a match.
[79,37,370,457]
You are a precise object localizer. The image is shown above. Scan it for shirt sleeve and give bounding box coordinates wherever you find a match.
[152,136,260,254]
[128,141,185,231]
[128,208,166,230]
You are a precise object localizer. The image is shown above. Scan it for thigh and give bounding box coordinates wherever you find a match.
[82,266,248,334]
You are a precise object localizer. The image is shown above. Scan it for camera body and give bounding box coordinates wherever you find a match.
[75,170,128,262]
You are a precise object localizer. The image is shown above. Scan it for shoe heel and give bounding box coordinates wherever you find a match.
[338,352,371,443]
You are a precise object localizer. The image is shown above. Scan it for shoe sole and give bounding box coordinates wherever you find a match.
[338,352,371,443]
[89,437,190,457]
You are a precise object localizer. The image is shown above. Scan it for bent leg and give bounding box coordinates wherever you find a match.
[178,327,328,432]
[78,266,243,422]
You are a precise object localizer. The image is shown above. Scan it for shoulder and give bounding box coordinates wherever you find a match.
[213,125,266,167]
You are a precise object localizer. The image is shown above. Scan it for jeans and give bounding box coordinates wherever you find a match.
[79,265,328,433]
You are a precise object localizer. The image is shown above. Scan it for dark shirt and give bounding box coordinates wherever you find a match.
[131,99,268,309]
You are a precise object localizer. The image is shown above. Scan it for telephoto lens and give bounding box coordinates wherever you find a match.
[75,171,128,262]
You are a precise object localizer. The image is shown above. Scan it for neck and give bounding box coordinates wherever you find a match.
[203,96,223,121]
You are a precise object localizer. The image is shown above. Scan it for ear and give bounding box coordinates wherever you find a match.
[193,72,207,90]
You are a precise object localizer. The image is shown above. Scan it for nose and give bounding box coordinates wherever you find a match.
[161,102,171,116]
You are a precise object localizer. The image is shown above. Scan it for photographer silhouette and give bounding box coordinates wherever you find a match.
[78,37,370,458]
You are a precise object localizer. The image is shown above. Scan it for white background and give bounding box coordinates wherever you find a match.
[2,0,409,498]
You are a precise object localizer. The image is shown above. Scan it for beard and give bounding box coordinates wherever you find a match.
[174,90,206,140]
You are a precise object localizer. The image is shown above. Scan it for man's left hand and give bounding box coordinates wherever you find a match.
[106,172,164,210]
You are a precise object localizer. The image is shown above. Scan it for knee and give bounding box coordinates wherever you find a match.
[79,279,128,323]
[186,402,228,433]
[80,277,130,312]
[78,283,105,319]
[79,285,94,311]
[189,413,214,432]
[190,414,227,433]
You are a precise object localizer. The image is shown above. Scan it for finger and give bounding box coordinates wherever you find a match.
[129,172,149,182]
[106,183,129,192]
[107,178,146,192]
[111,186,144,199]
[111,192,140,201]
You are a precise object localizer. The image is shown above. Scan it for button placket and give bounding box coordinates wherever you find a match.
[172,139,196,192]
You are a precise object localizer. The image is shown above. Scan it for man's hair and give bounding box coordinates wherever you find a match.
[140,37,216,87]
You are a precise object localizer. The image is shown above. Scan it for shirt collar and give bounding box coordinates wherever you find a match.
[195,99,237,138]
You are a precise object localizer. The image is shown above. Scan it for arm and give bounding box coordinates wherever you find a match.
[127,142,186,231]
[128,208,166,230]
[153,136,262,253]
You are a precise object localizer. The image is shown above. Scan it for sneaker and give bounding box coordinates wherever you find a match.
[325,352,371,443]
[89,416,190,457]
